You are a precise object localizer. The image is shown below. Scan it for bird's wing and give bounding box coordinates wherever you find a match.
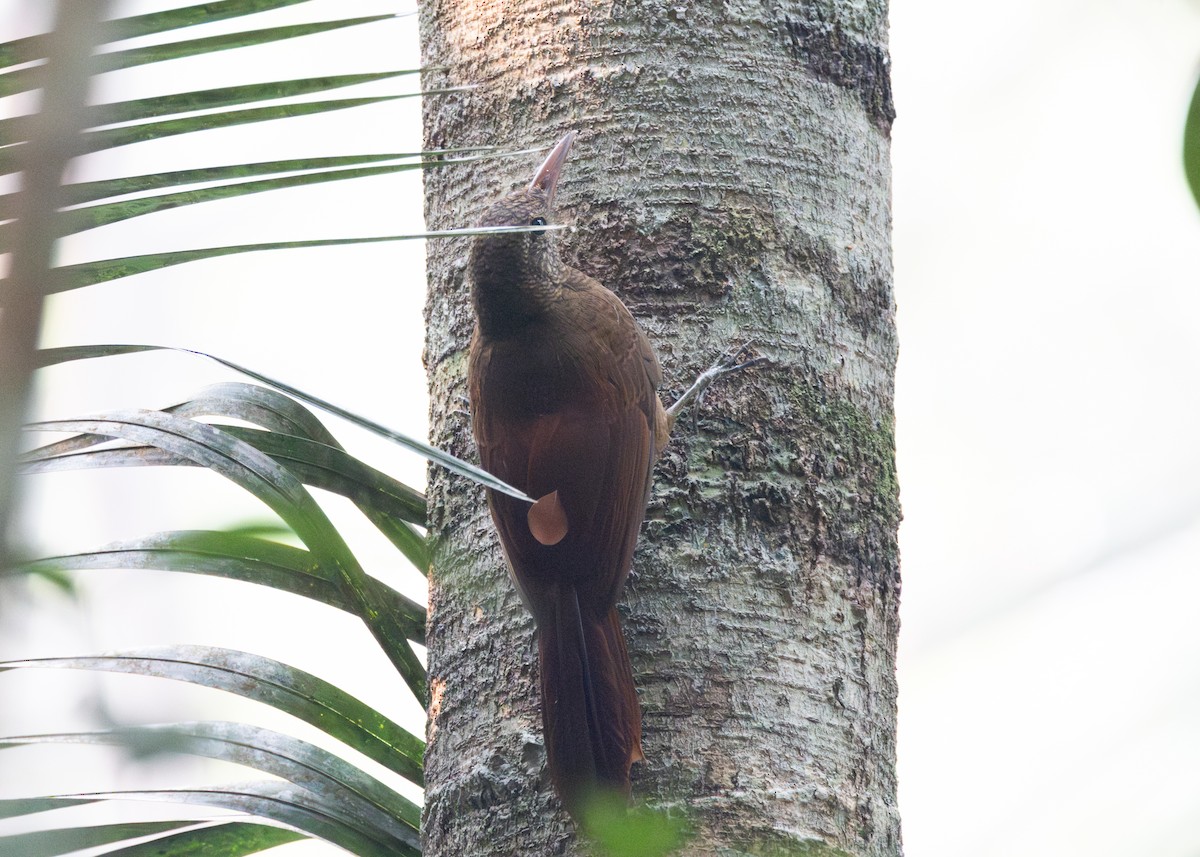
[471,282,658,623]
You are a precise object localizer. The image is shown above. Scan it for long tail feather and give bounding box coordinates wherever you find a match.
[538,587,642,821]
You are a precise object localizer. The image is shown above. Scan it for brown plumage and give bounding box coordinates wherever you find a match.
[467,131,667,821]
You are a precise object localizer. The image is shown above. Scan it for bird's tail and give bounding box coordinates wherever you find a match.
[538,586,643,822]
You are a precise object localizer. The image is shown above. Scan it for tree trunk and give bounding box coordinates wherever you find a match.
[420,2,900,855]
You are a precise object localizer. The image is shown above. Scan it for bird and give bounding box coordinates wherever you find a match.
[467,130,658,823]
[467,131,757,824]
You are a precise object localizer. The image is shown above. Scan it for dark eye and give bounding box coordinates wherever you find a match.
[530,217,546,227]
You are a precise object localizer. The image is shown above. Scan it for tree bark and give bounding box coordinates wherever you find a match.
[420,2,900,855]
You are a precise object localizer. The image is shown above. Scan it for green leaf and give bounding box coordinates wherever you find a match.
[33,344,534,504]
[53,225,558,293]
[0,646,424,783]
[58,160,426,233]
[23,410,426,701]
[49,782,413,857]
[20,445,427,573]
[583,793,692,857]
[0,18,402,99]
[17,530,339,602]
[171,380,375,438]
[25,564,77,595]
[57,150,492,206]
[0,796,94,820]
[0,1,331,94]
[97,822,305,857]
[0,35,41,73]
[222,427,427,524]
[98,17,399,73]
[2,722,420,847]
[22,379,431,570]
[0,69,34,100]
[0,821,196,857]
[83,95,413,151]
[0,99,402,171]
[15,531,429,637]
[22,425,427,526]
[98,72,417,126]
[108,0,316,41]
[216,519,295,539]
[2,142,516,217]
[167,384,430,568]
[4,145,511,212]
[33,344,163,364]
[1185,71,1200,212]
[53,236,426,291]
[171,381,346,444]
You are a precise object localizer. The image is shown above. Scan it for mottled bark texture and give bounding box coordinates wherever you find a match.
[419,1,899,855]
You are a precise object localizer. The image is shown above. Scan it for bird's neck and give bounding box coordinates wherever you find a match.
[470,243,562,339]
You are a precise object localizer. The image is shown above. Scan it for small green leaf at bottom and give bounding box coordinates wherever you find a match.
[582,793,691,857]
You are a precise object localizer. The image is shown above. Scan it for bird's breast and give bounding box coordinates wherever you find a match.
[471,318,595,420]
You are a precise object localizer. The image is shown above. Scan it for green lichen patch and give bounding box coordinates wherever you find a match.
[652,368,900,598]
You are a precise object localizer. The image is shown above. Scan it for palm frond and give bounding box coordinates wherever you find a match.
[25,409,428,700]
[16,530,425,637]
[97,16,399,73]
[83,822,305,857]
[1,4,448,853]
[0,646,424,783]
[0,821,210,857]
[56,149,493,206]
[27,783,413,857]
[2,722,421,847]
[108,0,317,38]
[33,345,532,503]
[1185,71,1200,212]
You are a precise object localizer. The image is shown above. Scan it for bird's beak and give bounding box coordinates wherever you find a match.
[528,130,577,207]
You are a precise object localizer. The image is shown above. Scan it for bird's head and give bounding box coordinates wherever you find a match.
[469,132,577,333]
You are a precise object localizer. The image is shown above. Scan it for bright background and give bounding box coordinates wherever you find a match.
[2,1,1199,855]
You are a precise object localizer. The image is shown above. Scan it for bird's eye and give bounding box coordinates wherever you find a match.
[530,217,546,227]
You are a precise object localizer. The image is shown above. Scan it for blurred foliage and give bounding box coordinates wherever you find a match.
[583,792,692,857]
[0,1,442,853]
[1185,70,1200,212]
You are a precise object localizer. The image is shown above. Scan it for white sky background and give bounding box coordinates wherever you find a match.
[1,1,1199,856]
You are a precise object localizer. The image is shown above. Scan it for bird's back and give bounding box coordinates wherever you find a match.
[469,267,662,620]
